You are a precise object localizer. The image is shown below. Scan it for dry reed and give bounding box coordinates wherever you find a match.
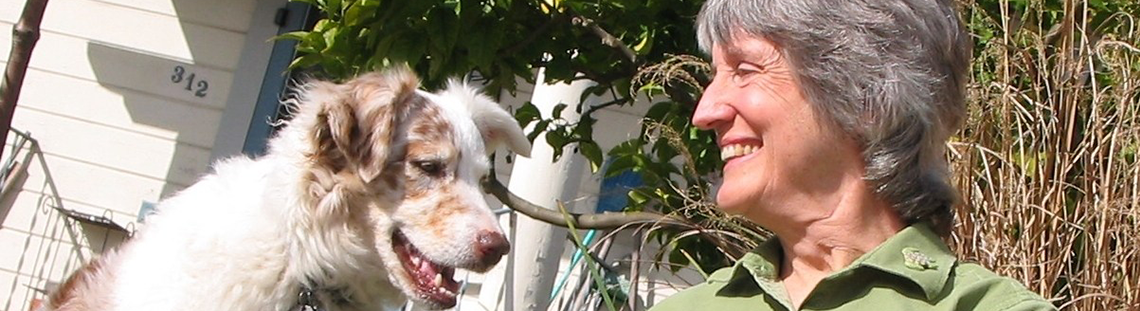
[950,1,1140,310]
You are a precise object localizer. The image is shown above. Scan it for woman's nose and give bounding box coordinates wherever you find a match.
[692,78,734,130]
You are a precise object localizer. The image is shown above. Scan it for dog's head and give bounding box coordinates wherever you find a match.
[291,67,530,309]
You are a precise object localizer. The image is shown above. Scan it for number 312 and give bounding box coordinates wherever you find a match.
[171,65,209,98]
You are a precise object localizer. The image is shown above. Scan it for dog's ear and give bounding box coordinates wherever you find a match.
[312,66,420,183]
[473,105,532,158]
[444,80,533,158]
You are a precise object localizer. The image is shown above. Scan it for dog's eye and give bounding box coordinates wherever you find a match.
[413,160,445,176]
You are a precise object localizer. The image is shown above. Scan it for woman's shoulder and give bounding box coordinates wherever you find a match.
[648,266,774,311]
[945,262,1057,310]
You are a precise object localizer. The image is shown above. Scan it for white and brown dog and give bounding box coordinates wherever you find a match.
[42,67,531,311]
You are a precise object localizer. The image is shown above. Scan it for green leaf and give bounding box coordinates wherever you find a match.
[572,115,596,140]
[289,54,323,70]
[579,141,603,173]
[527,120,550,143]
[629,188,654,205]
[321,26,341,54]
[325,0,343,17]
[444,0,461,14]
[644,100,676,122]
[344,1,377,26]
[667,242,692,273]
[545,130,569,161]
[514,102,541,129]
[633,28,655,55]
[466,29,494,71]
[274,31,310,42]
[605,154,637,178]
[551,103,568,118]
[312,19,332,32]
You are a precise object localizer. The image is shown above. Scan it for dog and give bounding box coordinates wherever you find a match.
[41,67,532,311]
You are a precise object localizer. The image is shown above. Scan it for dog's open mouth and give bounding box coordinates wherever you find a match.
[392,230,460,308]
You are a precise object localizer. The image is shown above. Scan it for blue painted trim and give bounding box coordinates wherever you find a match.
[241,2,317,156]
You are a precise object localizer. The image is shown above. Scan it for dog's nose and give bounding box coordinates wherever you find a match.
[475,230,510,267]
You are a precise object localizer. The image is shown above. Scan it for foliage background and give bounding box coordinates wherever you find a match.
[285,0,1139,309]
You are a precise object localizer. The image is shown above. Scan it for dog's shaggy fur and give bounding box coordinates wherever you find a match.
[42,67,531,311]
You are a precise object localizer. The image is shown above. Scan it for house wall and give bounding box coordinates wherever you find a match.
[0,0,267,309]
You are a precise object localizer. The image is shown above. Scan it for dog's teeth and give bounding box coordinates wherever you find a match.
[411,256,421,266]
[433,274,443,286]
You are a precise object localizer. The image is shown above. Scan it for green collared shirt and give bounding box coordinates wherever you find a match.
[650,224,1055,311]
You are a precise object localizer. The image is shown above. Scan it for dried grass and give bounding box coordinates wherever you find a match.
[949,1,1140,309]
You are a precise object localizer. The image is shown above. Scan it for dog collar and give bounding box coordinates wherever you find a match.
[292,284,353,311]
[293,287,323,311]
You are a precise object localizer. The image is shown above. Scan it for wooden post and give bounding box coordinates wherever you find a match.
[0,0,50,160]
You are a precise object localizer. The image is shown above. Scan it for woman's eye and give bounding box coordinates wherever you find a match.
[731,63,764,84]
[413,160,444,176]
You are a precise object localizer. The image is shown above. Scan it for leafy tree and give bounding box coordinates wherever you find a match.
[281,0,763,276]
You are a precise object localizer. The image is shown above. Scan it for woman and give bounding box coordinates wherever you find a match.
[650,0,1054,310]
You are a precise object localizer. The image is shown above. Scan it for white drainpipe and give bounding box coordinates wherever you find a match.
[478,68,593,311]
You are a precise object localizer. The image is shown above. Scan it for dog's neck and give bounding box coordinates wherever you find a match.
[267,160,407,311]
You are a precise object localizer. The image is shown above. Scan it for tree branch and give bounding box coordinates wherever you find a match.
[583,96,629,117]
[482,176,688,230]
[0,0,50,161]
[571,15,636,64]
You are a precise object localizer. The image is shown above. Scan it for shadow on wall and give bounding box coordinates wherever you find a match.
[84,0,290,198]
[0,131,130,311]
[85,41,221,199]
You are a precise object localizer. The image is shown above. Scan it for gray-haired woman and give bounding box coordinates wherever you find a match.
[650,0,1054,310]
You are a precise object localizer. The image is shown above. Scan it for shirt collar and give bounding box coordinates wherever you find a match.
[717,223,957,301]
[851,222,957,300]
[710,237,781,283]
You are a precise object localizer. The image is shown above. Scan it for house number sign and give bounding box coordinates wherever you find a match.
[171,65,209,98]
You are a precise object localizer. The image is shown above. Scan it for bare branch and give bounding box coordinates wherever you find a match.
[481,176,688,230]
[583,96,629,117]
[571,15,637,64]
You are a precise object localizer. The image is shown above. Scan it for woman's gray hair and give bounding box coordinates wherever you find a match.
[696,0,971,236]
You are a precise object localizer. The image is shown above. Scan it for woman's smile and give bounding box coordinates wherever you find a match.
[720,142,761,162]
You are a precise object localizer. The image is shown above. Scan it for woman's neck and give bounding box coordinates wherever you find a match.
[769,181,905,309]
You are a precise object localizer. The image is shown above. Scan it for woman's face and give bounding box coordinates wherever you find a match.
[693,35,864,223]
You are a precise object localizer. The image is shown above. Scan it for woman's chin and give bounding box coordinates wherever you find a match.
[713,188,752,216]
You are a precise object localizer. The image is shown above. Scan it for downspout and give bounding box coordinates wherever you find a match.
[501,68,593,311]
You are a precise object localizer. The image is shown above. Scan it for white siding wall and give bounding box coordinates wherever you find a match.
[0,0,260,309]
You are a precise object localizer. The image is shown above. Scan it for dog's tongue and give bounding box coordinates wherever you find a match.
[412,253,442,282]
[399,235,459,293]
[413,255,457,288]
